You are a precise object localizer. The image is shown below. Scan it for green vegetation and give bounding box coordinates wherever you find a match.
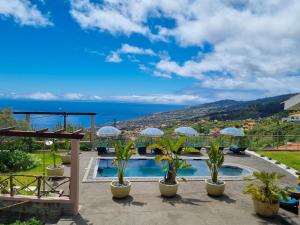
[0,150,39,173]
[151,136,192,184]
[256,151,300,171]
[1,217,43,225]
[206,142,224,183]
[244,171,287,204]
[15,152,62,175]
[113,141,135,185]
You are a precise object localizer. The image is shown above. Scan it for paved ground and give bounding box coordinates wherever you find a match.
[58,151,300,225]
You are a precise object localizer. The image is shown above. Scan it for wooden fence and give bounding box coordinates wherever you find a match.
[0,174,70,198]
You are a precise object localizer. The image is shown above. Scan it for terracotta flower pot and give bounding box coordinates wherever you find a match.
[253,198,279,218]
[61,154,71,164]
[205,179,225,197]
[159,179,179,197]
[46,165,64,176]
[110,180,131,199]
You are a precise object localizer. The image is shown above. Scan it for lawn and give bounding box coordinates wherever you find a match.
[256,150,300,171]
[0,152,63,195]
[16,152,62,175]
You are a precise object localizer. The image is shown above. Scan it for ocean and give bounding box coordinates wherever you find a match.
[0,99,183,129]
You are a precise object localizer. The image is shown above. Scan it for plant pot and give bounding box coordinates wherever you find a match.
[61,154,71,164]
[205,179,225,197]
[159,179,179,197]
[253,199,279,218]
[46,165,64,176]
[110,180,131,198]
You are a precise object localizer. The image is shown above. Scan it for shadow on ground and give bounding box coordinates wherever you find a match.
[112,195,147,207]
[57,214,92,225]
[208,194,237,204]
[160,194,210,206]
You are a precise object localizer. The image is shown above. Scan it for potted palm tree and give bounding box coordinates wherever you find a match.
[110,140,135,198]
[60,139,71,164]
[46,139,64,176]
[150,136,192,197]
[205,142,225,196]
[244,171,287,217]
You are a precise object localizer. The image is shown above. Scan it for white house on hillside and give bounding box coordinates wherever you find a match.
[282,113,300,122]
[282,93,300,122]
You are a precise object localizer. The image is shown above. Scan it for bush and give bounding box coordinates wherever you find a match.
[80,142,91,151]
[0,138,44,152]
[0,150,39,172]
[8,217,43,225]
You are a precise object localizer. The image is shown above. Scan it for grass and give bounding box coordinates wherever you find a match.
[0,152,63,195]
[256,150,300,171]
[16,152,62,176]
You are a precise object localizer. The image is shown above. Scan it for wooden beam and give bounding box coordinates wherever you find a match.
[72,129,83,134]
[0,126,16,132]
[54,128,65,133]
[36,128,49,133]
[13,112,96,116]
[0,130,84,139]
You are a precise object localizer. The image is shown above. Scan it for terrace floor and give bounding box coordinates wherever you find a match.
[58,151,300,225]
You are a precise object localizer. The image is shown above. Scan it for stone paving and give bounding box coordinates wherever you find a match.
[58,151,299,225]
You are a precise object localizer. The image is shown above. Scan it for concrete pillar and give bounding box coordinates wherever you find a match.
[70,139,80,215]
[90,115,95,150]
[25,114,30,128]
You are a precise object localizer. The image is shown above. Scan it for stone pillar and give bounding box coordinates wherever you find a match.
[70,139,80,215]
[25,114,30,128]
[90,115,95,150]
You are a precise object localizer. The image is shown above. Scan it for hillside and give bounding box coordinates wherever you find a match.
[117,93,296,128]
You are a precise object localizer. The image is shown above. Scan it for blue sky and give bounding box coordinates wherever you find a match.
[0,0,300,104]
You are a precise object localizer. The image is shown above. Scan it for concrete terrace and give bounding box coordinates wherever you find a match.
[58,151,300,225]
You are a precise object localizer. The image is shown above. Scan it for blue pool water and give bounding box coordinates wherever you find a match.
[96,159,250,178]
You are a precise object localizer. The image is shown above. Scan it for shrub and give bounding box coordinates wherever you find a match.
[80,142,91,151]
[244,171,287,204]
[0,150,39,172]
[9,217,43,225]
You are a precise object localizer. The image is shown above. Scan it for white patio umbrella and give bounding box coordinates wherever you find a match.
[96,126,121,137]
[140,128,164,137]
[220,127,245,137]
[175,127,198,136]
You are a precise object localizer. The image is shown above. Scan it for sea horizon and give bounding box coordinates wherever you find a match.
[0,99,184,129]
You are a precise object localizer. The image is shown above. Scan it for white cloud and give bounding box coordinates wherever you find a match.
[0,91,206,104]
[120,44,155,56]
[110,94,206,104]
[63,93,85,100]
[19,92,58,100]
[105,51,122,63]
[0,0,52,26]
[106,43,156,63]
[70,0,148,35]
[153,70,172,79]
[70,0,300,98]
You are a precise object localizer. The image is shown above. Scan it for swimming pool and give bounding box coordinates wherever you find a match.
[95,158,252,180]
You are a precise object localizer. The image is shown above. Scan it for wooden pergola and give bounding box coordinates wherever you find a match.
[13,111,96,149]
[0,126,84,215]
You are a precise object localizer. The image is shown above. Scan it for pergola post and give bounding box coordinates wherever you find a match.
[63,114,67,130]
[70,139,80,215]
[90,115,95,150]
[25,113,30,128]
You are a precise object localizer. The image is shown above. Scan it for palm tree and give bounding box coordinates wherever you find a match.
[150,136,193,184]
[113,141,135,185]
[244,171,287,204]
[206,142,224,183]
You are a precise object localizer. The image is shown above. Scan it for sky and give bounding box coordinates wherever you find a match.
[0,0,300,105]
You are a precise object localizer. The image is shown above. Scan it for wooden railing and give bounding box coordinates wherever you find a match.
[0,174,70,198]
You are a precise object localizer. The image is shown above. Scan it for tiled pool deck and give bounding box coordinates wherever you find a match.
[58,150,299,225]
